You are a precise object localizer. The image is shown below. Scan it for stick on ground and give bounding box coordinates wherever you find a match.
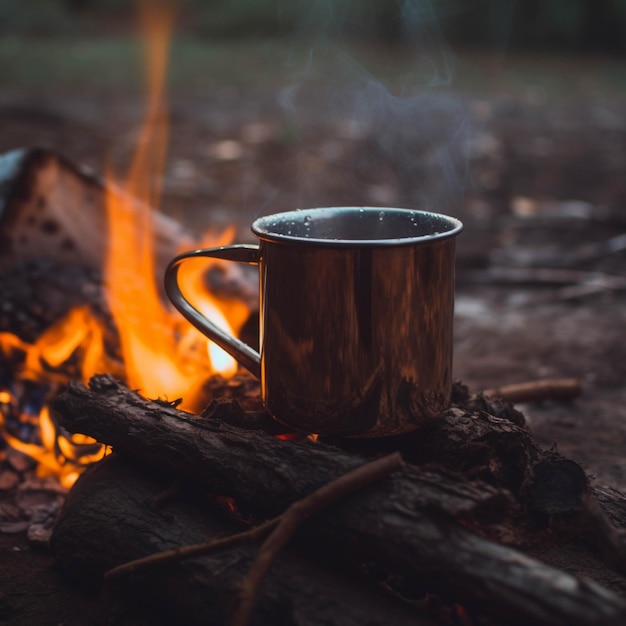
[482,378,582,404]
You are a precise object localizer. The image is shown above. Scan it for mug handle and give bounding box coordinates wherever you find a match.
[164,244,261,379]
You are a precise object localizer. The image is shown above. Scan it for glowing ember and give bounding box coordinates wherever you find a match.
[0,0,248,487]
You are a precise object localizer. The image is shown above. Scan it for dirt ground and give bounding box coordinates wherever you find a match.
[1,44,626,625]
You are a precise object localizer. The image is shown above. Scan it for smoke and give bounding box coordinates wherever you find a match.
[355,82,470,209]
[274,0,478,211]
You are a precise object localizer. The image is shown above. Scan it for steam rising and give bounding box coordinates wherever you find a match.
[276,0,473,211]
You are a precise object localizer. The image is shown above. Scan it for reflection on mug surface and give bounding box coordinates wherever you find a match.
[165,207,462,437]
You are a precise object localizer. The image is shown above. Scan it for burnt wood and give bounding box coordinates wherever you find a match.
[53,454,435,626]
[52,375,626,626]
[0,260,112,344]
[286,386,587,517]
[0,147,190,275]
[0,159,257,369]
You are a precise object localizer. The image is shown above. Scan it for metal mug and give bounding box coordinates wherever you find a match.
[165,207,462,437]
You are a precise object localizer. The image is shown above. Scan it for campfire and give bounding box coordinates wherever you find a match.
[0,1,246,489]
[3,163,626,626]
[2,5,626,626]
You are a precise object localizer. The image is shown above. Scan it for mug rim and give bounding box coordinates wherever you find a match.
[251,206,463,247]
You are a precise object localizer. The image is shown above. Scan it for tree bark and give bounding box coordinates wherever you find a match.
[52,454,435,626]
[51,375,626,626]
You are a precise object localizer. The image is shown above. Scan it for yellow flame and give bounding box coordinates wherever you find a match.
[173,227,252,379]
[0,401,107,490]
[0,0,251,486]
[103,0,243,411]
[0,307,121,386]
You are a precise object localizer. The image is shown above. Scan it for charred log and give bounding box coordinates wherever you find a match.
[51,375,626,626]
[327,383,587,518]
[0,147,259,320]
[0,260,111,344]
[0,147,190,275]
[53,454,435,626]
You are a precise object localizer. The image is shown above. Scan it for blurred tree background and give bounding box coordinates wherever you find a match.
[0,0,624,53]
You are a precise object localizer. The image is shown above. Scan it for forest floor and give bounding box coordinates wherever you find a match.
[1,38,625,624]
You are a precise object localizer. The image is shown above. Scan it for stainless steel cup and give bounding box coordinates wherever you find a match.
[165,207,462,437]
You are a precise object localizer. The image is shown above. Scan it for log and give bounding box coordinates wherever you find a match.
[209,380,552,502]
[0,260,112,344]
[53,379,507,521]
[0,148,258,344]
[328,386,588,517]
[52,375,626,626]
[0,147,192,275]
[53,454,435,626]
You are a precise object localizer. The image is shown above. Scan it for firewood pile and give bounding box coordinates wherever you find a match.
[48,375,626,626]
[2,148,626,625]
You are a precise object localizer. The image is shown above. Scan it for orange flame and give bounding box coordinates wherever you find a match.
[0,0,249,486]
[104,0,242,410]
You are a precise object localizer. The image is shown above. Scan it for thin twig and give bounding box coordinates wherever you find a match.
[231,452,404,626]
[482,378,582,404]
[105,517,279,583]
[104,451,404,608]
